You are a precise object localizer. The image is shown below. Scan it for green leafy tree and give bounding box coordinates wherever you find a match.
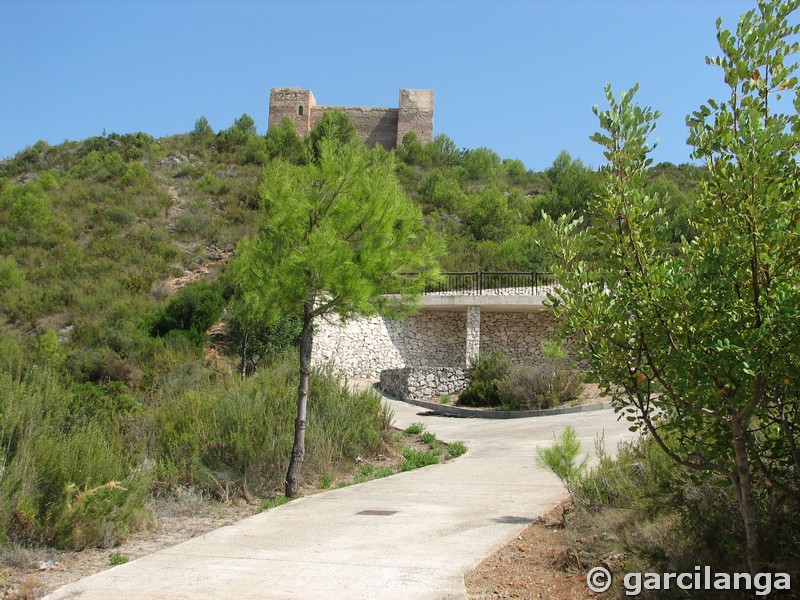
[190,116,215,146]
[305,110,358,162]
[424,133,460,166]
[545,0,800,572]
[264,116,306,165]
[397,131,432,167]
[232,137,440,497]
[460,147,501,181]
[534,150,598,219]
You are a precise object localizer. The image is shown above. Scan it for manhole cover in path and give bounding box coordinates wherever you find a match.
[357,509,397,516]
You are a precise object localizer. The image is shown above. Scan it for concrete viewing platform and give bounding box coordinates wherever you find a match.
[418,291,551,312]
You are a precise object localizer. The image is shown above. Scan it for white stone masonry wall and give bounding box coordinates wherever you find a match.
[479,311,558,363]
[312,308,561,378]
[380,367,468,402]
[312,311,466,378]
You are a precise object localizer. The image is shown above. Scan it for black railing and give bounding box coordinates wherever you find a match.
[423,271,556,295]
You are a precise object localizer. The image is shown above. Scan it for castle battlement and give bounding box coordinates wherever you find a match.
[268,88,434,150]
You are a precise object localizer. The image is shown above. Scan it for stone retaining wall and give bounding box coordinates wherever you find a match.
[480,311,559,363]
[312,309,559,378]
[312,311,466,378]
[379,367,468,402]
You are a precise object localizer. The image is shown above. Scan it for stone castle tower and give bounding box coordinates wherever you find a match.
[268,88,434,150]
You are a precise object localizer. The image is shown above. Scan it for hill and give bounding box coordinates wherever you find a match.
[0,114,703,554]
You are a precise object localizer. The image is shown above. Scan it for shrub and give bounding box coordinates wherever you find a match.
[148,281,225,347]
[174,207,210,235]
[0,257,25,291]
[104,205,136,225]
[152,355,392,496]
[403,422,426,435]
[468,349,511,384]
[0,369,149,549]
[498,362,583,410]
[401,448,441,471]
[458,350,510,407]
[447,441,467,458]
[535,426,588,497]
[458,379,502,407]
[568,432,800,579]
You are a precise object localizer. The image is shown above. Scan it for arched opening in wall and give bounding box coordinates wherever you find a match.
[298,105,304,116]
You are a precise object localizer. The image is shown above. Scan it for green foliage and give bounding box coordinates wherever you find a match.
[0,257,25,291]
[264,117,305,164]
[499,362,583,410]
[446,441,467,458]
[153,356,391,495]
[457,379,503,408]
[0,183,54,244]
[305,110,359,162]
[190,116,215,146]
[537,150,598,219]
[109,552,130,565]
[225,305,303,375]
[459,350,512,407]
[403,422,426,435]
[0,370,149,548]
[425,134,460,166]
[419,431,439,449]
[571,432,800,579]
[464,187,512,242]
[215,114,266,164]
[547,0,800,570]
[401,448,441,471]
[233,136,440,324]
[148,281,225,347]
[121,162,148,187]
[259,496,291,512]
[397,131,431,167]
[468,349,511,384]
[535,426,588,497]
[460,147,500,181]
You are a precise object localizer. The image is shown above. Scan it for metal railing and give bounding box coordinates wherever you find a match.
[423,271,556,295]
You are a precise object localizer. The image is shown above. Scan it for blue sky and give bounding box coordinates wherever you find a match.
[1,1,757,171]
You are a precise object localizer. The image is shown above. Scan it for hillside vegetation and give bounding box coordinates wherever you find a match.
[0,115,701,551]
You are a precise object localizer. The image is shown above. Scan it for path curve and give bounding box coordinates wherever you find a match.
[45,396,634,600]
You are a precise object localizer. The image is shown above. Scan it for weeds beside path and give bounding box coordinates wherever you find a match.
[38,395,633,600]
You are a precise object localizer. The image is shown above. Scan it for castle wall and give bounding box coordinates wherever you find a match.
[267,88,315,136]
[397,89,434,144]
[311,107,399,150]
[268,88,433,150]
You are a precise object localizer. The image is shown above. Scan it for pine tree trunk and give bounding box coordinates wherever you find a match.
[731,416,760,573]
[239,329,249,379]
[285,311,313,498]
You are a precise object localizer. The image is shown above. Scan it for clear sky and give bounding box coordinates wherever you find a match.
[1,1,760,171]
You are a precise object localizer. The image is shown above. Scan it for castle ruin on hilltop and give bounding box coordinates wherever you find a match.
[268,88,434,150]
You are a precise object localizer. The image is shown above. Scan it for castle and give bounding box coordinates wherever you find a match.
[268,88,434,150]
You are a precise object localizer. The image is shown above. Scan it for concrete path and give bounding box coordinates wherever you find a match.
[45,397,633,600]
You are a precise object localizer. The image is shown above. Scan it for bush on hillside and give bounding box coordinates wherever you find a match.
[152,355,392,496]
[0,369,150,549]
[148,281,225,347]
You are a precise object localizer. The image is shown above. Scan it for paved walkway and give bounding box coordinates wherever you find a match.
[46,396,633,600]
